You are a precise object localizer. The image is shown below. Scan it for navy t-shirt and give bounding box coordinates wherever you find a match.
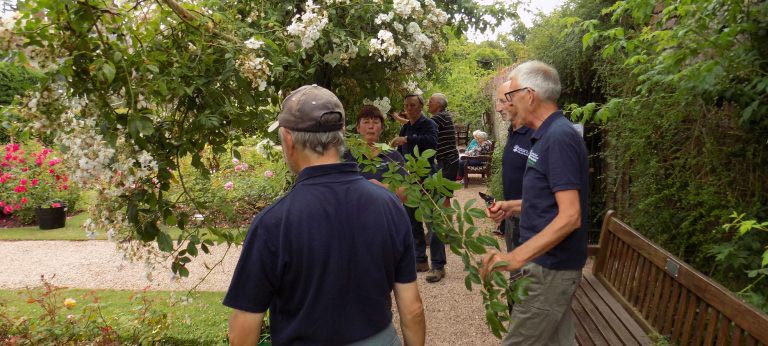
[398,114,438,169]
[501,125,532,201]
[343,149,407,182]
[519,111,590,270]
[223,163,416,345]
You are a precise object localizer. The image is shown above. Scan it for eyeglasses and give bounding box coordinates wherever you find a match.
[504,87,532,102]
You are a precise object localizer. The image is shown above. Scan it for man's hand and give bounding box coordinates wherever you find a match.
[486,200,522,223]
[390,136,407,147]
[368,178,386,188]
[480,250,523,283]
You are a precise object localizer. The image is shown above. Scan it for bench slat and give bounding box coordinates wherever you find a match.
[587,274,651,344]
[662,279,680,336]
[733,326,743,346]
[640,264,662,321]
[704,309,719,345]
[692,301,710,346]
[577,275,634,345]
[718,315,730,345]
[679,293,698,345]
[574,310,596,346]
[572,291,609,345]
[671,288,689,343]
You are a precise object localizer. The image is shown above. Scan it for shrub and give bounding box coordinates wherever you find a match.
[171,137,290,228]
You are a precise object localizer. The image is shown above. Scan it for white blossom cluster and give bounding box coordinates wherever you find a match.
[367,0,448,73]
[393,0,422,18]
[236,38,271,91]
[369,30,402,61]
[286,0,329,49]
[363,97,392,116]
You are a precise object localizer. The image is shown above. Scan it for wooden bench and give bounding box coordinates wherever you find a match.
[572,210,768,345]
[463,140,494,187]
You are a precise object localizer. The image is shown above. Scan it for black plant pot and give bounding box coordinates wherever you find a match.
[36,206,66,230]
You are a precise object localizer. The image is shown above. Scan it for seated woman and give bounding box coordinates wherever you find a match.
[345,105,407,202]
[464,130,482,153]
[457,130,492,182]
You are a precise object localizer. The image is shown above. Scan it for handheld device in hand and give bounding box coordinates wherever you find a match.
[478,192,495,207]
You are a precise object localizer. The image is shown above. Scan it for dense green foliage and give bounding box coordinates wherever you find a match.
[0,62,39,142]
[430,37,510,128]
[0,62,38,106]
[520,0,767,310]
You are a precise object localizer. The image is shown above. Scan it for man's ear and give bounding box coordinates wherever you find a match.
[280,127,294,152]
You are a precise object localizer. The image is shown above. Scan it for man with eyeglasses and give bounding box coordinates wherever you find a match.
[481,61,590,345]
[493,79,533,286]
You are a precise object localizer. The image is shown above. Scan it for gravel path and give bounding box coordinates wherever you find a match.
[0,185,501,345]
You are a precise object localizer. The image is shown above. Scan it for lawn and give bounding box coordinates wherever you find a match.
[0,213,101,240]
[0,213,190,241]
[0,288,231,344]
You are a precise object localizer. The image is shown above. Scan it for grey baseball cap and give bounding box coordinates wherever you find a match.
[277,85,345,132]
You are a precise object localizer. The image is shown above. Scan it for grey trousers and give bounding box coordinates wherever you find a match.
[502,262,581,346]
[346,323,401,346]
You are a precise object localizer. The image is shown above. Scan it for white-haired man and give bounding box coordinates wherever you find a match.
[482,61,590,345]
[225,85,426,346]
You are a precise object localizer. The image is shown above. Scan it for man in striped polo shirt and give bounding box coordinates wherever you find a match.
[422,93,460,283]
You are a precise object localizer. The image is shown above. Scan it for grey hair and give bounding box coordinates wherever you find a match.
[476,131,488,140]
[404,94,424,106]
[430,93,448,111]
[507,60,561,103]
[282,129,345,156]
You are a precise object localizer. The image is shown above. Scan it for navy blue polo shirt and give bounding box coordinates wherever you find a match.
[519,111,590,270]
[223,163,416,345]
[398,114,438,168]
[343,149,407,182]
[502,125,532,200]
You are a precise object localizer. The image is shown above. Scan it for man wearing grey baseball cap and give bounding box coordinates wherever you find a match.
[224,85,426,346]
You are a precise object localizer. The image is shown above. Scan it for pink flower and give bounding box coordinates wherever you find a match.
[61,184,69,191]
[264,170,275,178]
[51,203,62,208]
[31,179,39,186]
[234,165,242,172]
[14,204,21,210]
[14,185,27,193]
[35,158,42,166]
[3,206,12,214]
[20,197,28,204]
[224,181,234,190]
[19,179,27,185]
[0,201,5,207]
[48,168,55,174]
[21,167,28,172]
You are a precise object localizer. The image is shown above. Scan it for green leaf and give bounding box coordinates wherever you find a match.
[465,239,486,254]
[101,62,116,84]
[178,266,189,278]
[165,214,177,226]
[128,115,155,136]
[156,231,173,252]
[187,241,199,257]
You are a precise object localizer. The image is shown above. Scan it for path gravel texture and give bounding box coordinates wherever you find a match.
[0,185,502,345]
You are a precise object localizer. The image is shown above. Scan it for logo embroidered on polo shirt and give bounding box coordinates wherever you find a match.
[527,150,539,167]
[513,145,529,157]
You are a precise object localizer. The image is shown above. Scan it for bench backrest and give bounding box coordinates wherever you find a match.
[455,123,469,146]
[594,210,768,345]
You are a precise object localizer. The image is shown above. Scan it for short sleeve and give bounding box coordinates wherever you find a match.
[547,131,584,193]
[223,220,278,313]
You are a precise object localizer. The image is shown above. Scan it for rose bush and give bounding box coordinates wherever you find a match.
[0,142,80,224]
